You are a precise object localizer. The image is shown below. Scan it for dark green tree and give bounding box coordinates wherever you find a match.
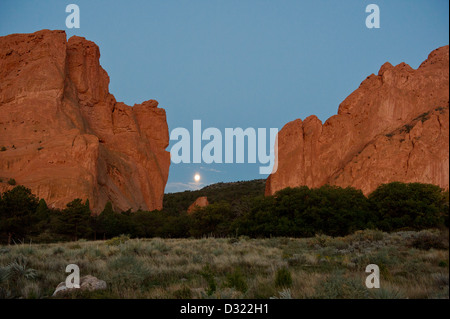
[34,198,50,234]
[189,201,235,237]
[97,202,133,238]
[56,199,92,241]
[0,186,39,244]
[301,185,374,236]
[369,182,446,231]
[236,185,374,237]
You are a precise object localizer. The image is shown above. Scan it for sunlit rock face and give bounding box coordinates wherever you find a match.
[0,30,170,214]
[266,46,449,196]
[187,196,209,214]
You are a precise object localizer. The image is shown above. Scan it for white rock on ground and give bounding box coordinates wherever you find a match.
[53,275,107,297]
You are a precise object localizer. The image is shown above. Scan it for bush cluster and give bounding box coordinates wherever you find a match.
[0,182,448,243]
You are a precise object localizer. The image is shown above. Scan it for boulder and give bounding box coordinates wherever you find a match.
[52,275,107,297]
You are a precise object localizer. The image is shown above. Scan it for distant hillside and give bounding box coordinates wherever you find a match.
[163,179,266,214]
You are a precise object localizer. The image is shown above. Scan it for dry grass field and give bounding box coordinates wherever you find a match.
[0,229,448,299]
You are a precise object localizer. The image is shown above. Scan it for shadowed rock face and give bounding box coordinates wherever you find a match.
[0,30,170,214]
[266,46,449,196]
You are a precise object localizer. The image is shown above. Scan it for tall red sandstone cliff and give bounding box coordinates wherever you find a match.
[266,46,449,196]
[0,30,170,213]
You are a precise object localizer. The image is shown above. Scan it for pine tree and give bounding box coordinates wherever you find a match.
[0,186,38,244]
[57,199,92,241]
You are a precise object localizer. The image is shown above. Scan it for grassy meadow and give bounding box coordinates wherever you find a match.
[0,228,448,299]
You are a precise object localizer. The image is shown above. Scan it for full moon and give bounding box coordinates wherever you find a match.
[194,173,201,182]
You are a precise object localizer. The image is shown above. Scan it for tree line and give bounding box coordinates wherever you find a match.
[0,182,448,244]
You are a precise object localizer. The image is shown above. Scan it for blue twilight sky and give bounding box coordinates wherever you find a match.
[0,1,448,193]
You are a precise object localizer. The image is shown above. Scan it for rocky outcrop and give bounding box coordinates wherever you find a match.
[266,46,449,196]
[0,30,170,213]
[53,275,107,297]
[187,196,209,213]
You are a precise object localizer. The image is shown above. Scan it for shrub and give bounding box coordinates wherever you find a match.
[151,238,170,253]
[248,281,277,299]
[52,247,65,255]
[20,282,41,299]
[237,185,374,238]
[315,272,368,299]
[7,178,16,186]
[189,201,235,237]
[8,256,38,280]
[410,231,447,250]
[369,182,447,231]
[0,146,6,152]
[370,287,405,299]
[402,124,414,133]
[173,285,192,299]
[432,273,449,289]
[200,265,216,296]
[286,254,307,267]
[313,234,332,247]
[275,267,293,288]
[0,266,12,284]
[226,268,248,293]
[350,229,384,243]
[328,238,348,250]
[270,288,293,299]
[106,234,130,246]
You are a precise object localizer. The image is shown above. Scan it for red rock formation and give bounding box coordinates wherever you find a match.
[0,30,170,213]
[187,196,209,213]
[266,46,449,196]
